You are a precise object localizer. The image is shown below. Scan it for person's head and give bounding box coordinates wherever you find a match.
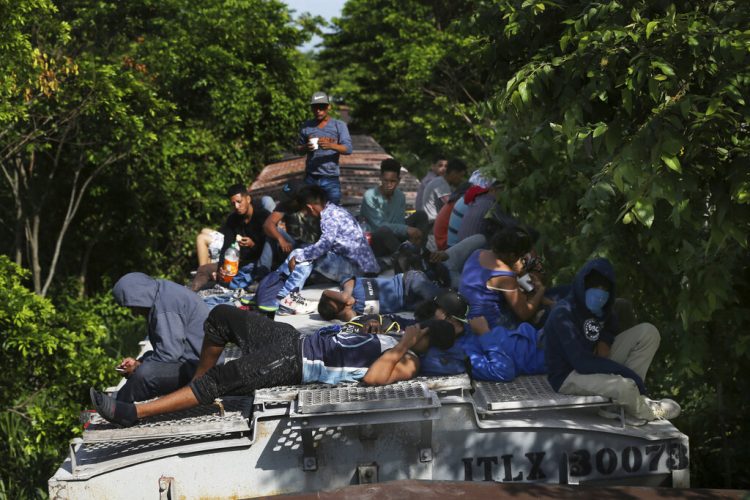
[431,157,448,176]
[468,169,497,190]
[310,91,331,122]
[584,269,612,318]
[296,185,328,218]
[278,180,305,213]
[318,289,355,321]
[411,319,456,353]
[112,272,158,315]
[414,291,468,336]
[444,159,468,187]
[490,225,533,267]
[379,158,402,198]
[227,183,252,216]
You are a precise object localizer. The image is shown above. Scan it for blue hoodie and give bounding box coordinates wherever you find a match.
[544,258,646,394]
[112,273,209,364]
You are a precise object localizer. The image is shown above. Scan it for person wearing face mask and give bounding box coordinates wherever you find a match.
[544,258,681,426]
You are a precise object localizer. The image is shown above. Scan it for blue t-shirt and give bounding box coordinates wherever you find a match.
[351,274,404,315]
[298,118,353,177]
[301,329,402,384]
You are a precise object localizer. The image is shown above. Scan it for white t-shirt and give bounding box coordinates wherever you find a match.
[421,176,451,221]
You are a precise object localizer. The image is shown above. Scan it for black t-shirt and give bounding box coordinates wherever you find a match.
[217,199,271,267]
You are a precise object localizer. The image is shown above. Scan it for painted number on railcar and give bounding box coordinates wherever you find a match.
[461,442,688,482]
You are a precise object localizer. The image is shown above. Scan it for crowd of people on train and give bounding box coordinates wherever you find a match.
[90,92,680,429]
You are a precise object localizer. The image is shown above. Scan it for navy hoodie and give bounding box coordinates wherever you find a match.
[112,273,209,364]
[544,258,646,394]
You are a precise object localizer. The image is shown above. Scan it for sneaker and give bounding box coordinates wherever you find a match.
[646,398,681,420]
[277,292,317,315]
[597,406,646,426]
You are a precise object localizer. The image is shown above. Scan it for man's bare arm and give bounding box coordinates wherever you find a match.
[362,325,423,385]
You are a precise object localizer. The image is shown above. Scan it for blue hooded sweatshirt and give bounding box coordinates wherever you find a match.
[544,258,646,394]
[112,273,209,364]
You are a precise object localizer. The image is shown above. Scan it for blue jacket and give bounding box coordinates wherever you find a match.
[544,258,646,393]
[112,273,209,364]
[419,323,545,382]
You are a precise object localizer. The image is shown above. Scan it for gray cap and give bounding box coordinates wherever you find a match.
[310,91,330,105]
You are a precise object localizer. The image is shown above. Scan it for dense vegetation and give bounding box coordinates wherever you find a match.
[0,0,747,495]
[321,0,749,488]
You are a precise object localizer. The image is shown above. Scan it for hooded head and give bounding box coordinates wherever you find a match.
[112,272,159,311]
[572,258,616,318]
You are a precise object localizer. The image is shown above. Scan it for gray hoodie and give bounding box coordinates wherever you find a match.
[112,273,209,364]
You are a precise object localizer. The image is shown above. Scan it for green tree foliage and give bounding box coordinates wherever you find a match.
[0,0,317,296]
[319,0,749,488]
[488,1,750,487]
[0,256,116,496]
[318,0,504,168]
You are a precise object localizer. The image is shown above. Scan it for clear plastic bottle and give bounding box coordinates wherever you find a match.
[221,243,240,283]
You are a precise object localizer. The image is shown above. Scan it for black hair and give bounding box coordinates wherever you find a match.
[317,294,339,320]
[227,183,249,198]
[490,225,532,260]
[380,158,402,176]
[420,319,456,350]
[414,300,439,322]
[296,185,328,206]
[446,158,468,175]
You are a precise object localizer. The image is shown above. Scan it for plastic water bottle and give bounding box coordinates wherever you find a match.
[221,243,240,283]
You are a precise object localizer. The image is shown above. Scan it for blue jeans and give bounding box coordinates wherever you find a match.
[305,174,341,205]
[275,252,363,302]
[403,270,441,309]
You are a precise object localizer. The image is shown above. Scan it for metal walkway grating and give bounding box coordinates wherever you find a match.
[297,381,433,414]
[473,375,610,412]
[83,397,253,442]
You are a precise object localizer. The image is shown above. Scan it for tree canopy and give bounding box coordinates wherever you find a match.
[0,0,748,494]
[320,0,749,488]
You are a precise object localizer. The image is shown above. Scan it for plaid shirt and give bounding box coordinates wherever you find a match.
[292,203,379,274]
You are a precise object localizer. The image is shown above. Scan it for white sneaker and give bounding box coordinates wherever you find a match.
[597,406,646,426]
[277,292,317,315]
[646,398,681,420]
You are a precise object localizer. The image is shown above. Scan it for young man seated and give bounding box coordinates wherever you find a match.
[317,270,442,322]
[265,185,380,315]
[544,258,681,425]
[360,158,428,257]
[191,184,273,291]
[90,305,455,427]
[111,273,211,402]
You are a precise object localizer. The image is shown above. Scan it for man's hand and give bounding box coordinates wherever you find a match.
[216,267,226,281]
[238,236,255,248]
[406,226,423,246]
[318,137,335,150]
[117,357,141,378]
[595,341,611,358]
[288,256,297,272]
[363,318,383,335]
[468,316,491,335]
[402,324,427,349]
[277,237,292,254]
